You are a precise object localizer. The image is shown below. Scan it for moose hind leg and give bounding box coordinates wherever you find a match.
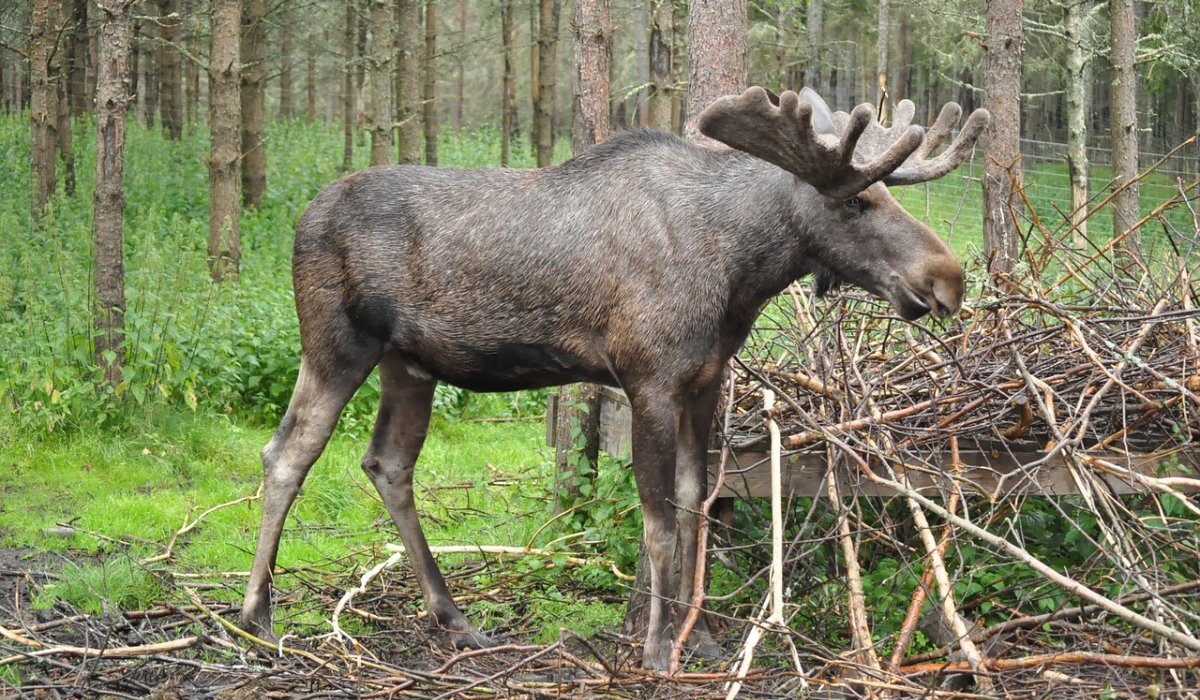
[242,354,378,640]
[361,352,493,649]
[628,389,680,671]
[674,380,723,659]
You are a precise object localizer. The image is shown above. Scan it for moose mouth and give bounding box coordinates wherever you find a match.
[893,287,933,321]
[812,269,956,322]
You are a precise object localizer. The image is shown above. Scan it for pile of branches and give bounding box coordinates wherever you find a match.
[703,165,1200,695]
[1,554,813,699]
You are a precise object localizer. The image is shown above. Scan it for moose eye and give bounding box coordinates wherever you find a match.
[844,196,864,213]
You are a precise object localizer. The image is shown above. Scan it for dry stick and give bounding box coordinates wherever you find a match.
[902,473,991,689]
[833,446,1200,653]
[826,446,884,672]
[888,437,963,669]
[331,548,407,654]
[139,486,263,566]
[383,543,621,573]
[723,389,801,699]
[902,650,1200,674]
[904,578,1200,665]
[670,370,736,675]
[0,623,199,666]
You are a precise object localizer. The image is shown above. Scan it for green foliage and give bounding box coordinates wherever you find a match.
[0,115,561,437]
[32,557,166,616]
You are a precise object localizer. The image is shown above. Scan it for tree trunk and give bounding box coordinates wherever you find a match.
[572,0,610,152]
[1109,0,1141,262]
[306,26,318,121]
[31,0,58,218]
[395,0,422,164]
[893,7,909,103]
[158,0,183,139]
[240,0,266,208]
[92,0,132,388]
[454,0,466,132]
[342,0,357,171]
[1064,0,1093,242]
[632,1,649,125]
[68,0,91,114]
[684,0,746,140]
[368,0,394,165]
[139,15,157,128]
[208,0,241,283]
[876,0,889,122]
[184,0,199,125]
[55,0,75,197]
[423,0,438,165]
[534,0,559,165]
[982,0,1023,277]
[501,0,517,165]
[805,0,823,92]
[279,8,293,120]
[646,0,672,131]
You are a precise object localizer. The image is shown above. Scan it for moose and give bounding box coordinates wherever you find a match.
[239,87,989,671]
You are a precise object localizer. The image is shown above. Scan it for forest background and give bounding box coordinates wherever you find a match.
[0,0,1198,694]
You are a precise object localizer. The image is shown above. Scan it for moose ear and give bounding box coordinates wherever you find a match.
[799,87,837,136]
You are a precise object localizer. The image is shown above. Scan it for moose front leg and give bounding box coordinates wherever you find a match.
[629,389,680,672]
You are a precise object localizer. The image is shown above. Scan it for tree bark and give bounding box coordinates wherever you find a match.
[67,0,91,114]
[572,0,610,152]
[646,0,672,131]
[93,0,132,387]
[501,0,517,165]
[805,0,823,92]
[306,26,317,121]
[1064,0,1093,242]
[423,0,438,165]
[685,0,747,140]
[534,0,559,165]
[240,0,267,208]
[139,15,157,128]
[55,0,75,197]
[454,0,466,132]
[632,1,649,125]
[208,0,241,283]
[876,0,889,122]
[342,0,357,171]
[1109,0,1141,262]
[368,0,394,165]
[158,0,183,139]
[982,0,1023,277]
[279,7,294,120]
[395,0,421,164]
[184,0,199,125]
[31,0,58,218]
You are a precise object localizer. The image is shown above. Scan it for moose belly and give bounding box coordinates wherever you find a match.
[418,342,617,392]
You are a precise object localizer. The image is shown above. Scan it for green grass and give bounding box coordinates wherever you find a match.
[0,407,574,620]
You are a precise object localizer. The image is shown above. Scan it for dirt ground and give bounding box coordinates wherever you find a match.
[2,545,1190,698]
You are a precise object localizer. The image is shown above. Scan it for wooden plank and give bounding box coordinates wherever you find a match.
[714,449,1200,499]
[580,387,1200,498]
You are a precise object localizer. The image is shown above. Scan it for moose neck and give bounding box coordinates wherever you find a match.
[698,152,828,316]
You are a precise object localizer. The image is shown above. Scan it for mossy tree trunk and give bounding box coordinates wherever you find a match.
[240,0,267,208]
[207,0,241,283]
[92,0,133,387]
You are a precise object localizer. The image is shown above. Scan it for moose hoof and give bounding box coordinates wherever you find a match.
[641,638,673,673]
[239,613,279,644]
[440,621,496,650]
[685,630,724,660]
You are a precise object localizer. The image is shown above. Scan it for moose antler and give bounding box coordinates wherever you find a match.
[698,86,990,200]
